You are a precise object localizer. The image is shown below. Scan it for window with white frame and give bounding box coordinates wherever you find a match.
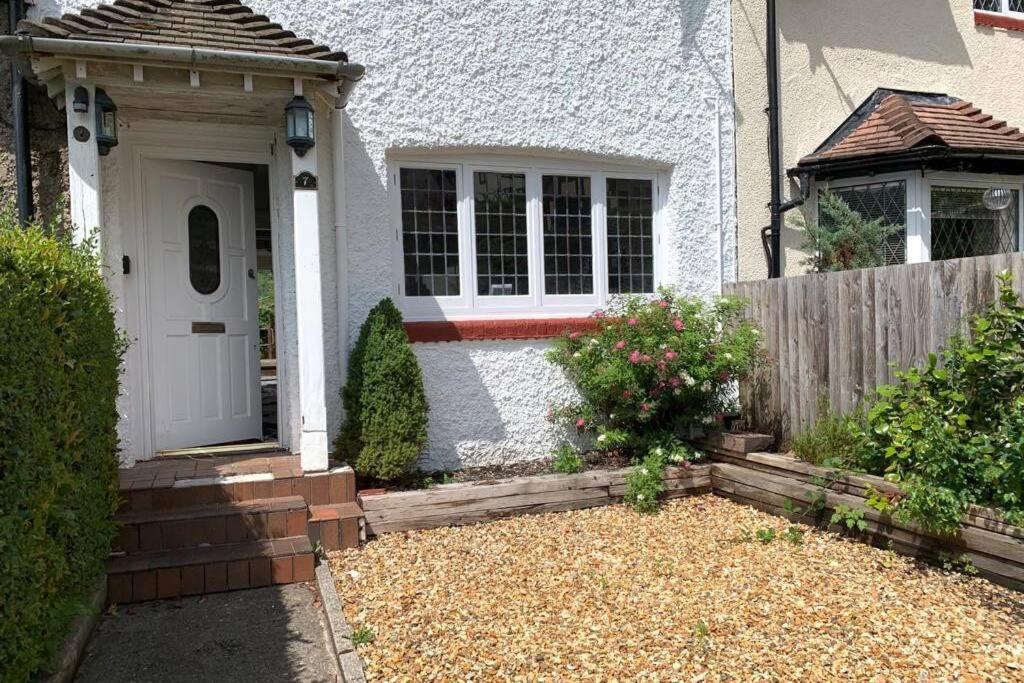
[392,159,661,319]
[974,0,1024,14]
[822,180,908,266]
[816,173,1024,265]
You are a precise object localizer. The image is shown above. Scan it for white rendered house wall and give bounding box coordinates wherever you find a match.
[40,0,738,469]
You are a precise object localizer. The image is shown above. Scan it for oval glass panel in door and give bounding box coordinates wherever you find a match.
[188,205,221,295]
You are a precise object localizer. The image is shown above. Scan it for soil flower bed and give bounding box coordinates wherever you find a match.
[330,496,1024,681]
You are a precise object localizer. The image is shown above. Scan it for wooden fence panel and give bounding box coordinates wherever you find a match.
[727,252,1024,443]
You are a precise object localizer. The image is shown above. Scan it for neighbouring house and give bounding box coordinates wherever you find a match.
[2,0,738,473]
[733,0,1024,278]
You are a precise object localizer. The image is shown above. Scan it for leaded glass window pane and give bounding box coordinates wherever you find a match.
[188,205,220,295]
[1011,0,1024,12]
[930,186,1020,261]
[975,0,1001,11]
[607,178,654,294]
[399,168,460,297]
[542,175,594,295]
[474,171,528,296]
[825,181,908,266]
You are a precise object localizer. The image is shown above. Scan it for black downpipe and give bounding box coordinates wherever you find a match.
[764,0,783,278]
[9,0,32,225]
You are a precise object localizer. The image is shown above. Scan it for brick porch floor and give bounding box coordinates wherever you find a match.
[118,452,303,492]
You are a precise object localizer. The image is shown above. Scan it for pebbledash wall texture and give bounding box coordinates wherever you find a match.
[32,0,737,470]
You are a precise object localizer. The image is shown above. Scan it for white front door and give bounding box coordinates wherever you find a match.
[142,158,261,451]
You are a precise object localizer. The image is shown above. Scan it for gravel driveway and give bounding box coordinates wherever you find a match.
[331,495,1024,681]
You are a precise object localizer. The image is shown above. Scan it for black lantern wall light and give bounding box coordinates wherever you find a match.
[94,88,118,155]
[285,95,315,156]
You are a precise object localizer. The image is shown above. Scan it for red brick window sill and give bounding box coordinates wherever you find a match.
[975,10,1024,31]
[404,318,601,343]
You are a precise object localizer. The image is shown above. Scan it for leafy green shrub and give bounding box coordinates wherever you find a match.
[551,444,584,474]
[336,299,428,481]
[547,288,763,443]
[789,399,867,468]
[624,449,667,514]
[849,272,1024,533]
[547,289,760,512]
[1,217,124,682]
[797,191,899,272]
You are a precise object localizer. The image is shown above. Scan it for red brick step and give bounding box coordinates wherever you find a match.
[106,536,315,604]
[114,496,308,553]
[308,502,364,551]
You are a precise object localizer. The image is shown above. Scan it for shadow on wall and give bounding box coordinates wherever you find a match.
[779,0,971,111]
[675,0,732,102]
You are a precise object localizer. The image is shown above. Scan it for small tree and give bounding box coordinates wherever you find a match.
[336,299,428,481]
[798,191,899,272]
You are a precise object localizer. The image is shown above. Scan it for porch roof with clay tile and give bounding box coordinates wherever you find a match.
[793,89,1024,179]
[17,0,347,63]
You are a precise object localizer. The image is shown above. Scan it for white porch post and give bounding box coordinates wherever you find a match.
[290,82,330,471]
[65,70,102,245]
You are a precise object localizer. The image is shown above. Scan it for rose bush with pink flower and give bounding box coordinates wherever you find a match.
[546,288,764,449]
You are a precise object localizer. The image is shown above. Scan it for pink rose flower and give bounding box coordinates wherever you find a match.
[641,354,652,364]
[622,390,632,399]
[628,318,638,326]
[629,350,642,364]
[669,377,681,387]
[569,331,580,340]
[615,340,627,350]
[658,300,670,308]
[593,310,606,319]
[718,371,730,382]
[576,418,586,429]
[664,350,678,361]
[673,319,684,331]
[640,403,650,412]
[657,360,668,372]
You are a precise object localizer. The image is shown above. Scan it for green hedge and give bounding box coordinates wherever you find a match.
[0,219,124,682]
[336,298,428,481]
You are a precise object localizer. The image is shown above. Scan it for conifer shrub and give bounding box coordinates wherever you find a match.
[336,299,428,481]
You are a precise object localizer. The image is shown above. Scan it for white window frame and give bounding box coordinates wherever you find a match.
[976,0,1024,18]
[388,154,665,321]
[813,170,1024,264]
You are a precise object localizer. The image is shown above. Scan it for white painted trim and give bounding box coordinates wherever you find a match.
[291,142,330,472]
[387,154,664,321]
[65,78,102,246]
[116,120,291,463]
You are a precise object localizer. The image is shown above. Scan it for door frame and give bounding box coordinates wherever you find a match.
[117,120,290,460]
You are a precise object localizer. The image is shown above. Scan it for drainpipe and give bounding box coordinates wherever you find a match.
[9,0,32,224]
[763,0,784,278]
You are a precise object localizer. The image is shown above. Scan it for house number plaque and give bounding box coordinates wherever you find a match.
[192,322,226,334]
[294,171,318,190]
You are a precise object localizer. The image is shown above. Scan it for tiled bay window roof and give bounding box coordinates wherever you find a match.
[17,0,347,63]
[797,89,1024,171]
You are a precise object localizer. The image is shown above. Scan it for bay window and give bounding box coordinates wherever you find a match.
[816,172,1024,265]
[391,158,662,320]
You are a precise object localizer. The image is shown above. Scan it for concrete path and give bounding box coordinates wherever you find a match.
[75,584,338,683]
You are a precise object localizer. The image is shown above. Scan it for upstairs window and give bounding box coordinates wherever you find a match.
[392,159,661,319]
[975,0,1024,14]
